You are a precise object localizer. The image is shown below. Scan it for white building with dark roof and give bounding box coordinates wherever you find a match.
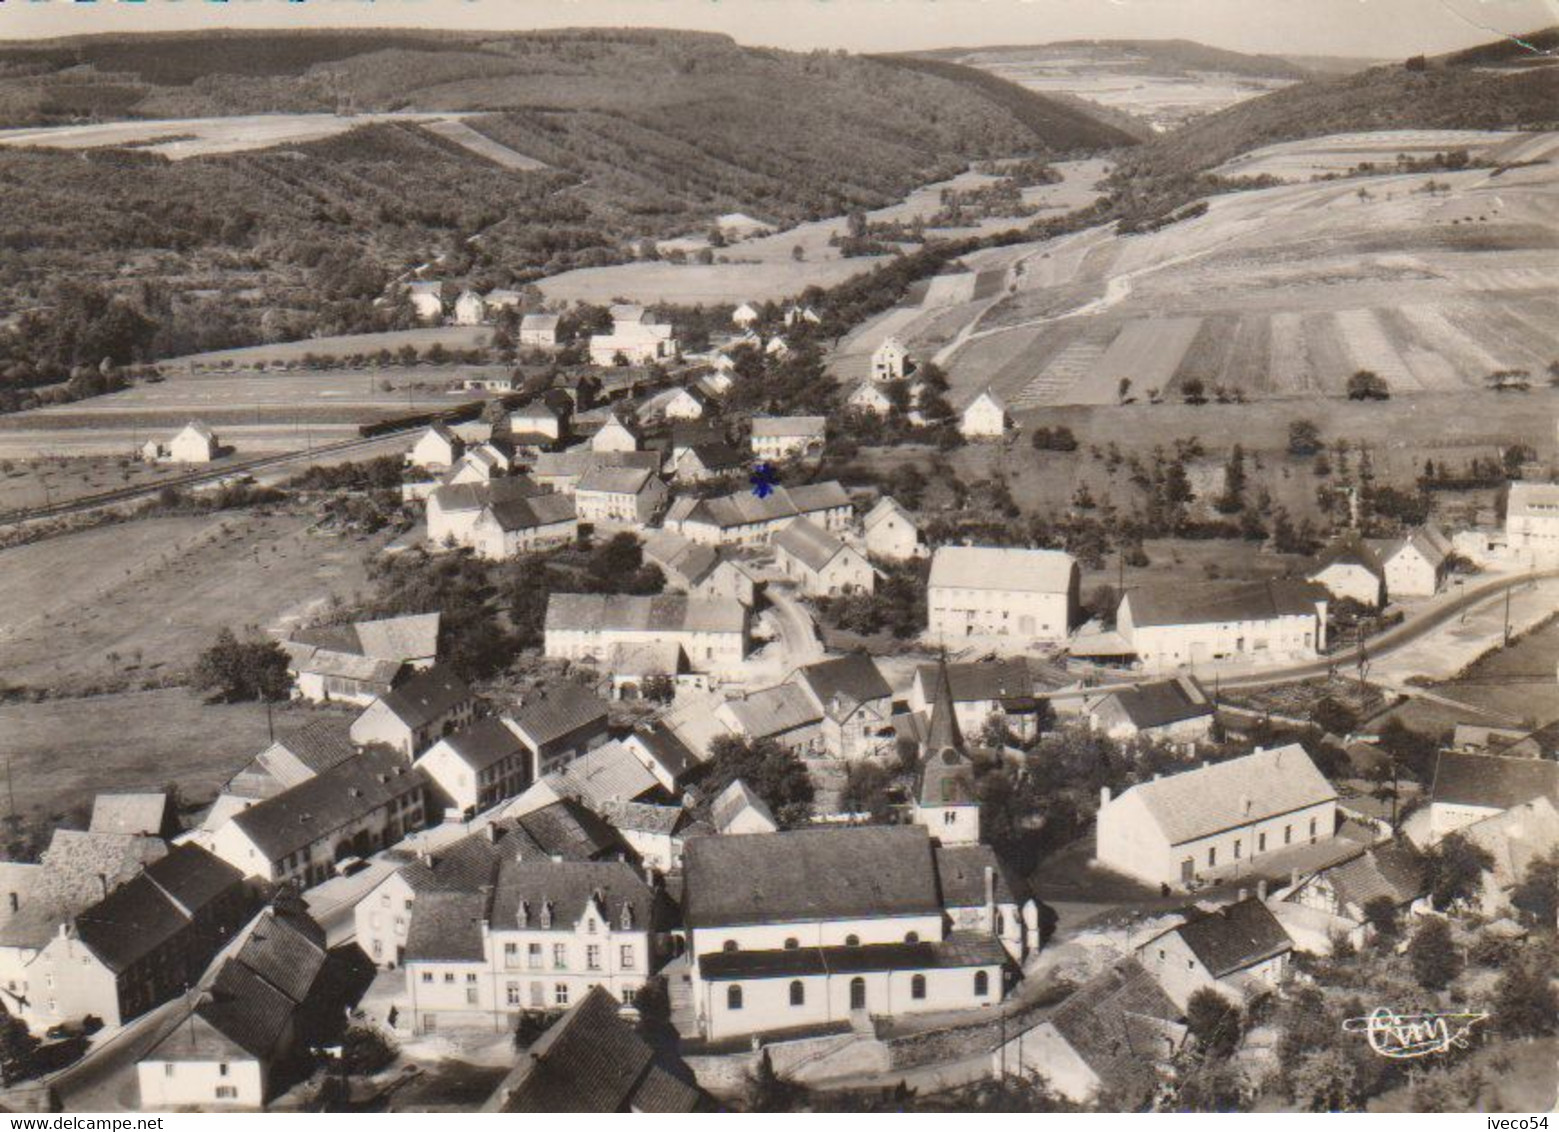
[927,546,1078,647]
[1427,751,1559,843]
[507,682,612,779]
[1380,526,1454,597]
[863,496,923,560]
[1118,580,1328,674]
[544,593,749,681]
[1085,676,1216,745]
[408,423,465,471]
[790,652,896,761]
[416,717,534,819]
[1135,896,1295,1009]
[470,492,578,560]
[574,465,667,528]
[663,481,850,548]
[749,416,826,462]
[350,664,476,758]
[1307,534,1386,608]
[772,518,874,597]
[426,476,549,548]
[519,313,560,348]
[1096,744,1338,889]
[1506,481,1559,564]
[681,825,1006,1041]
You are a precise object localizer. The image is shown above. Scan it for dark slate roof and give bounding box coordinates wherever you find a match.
[794,652,892,714]
[234,908,328,1004]
[496,986,702,1112]
[72,875,189,974]
[404,890,488,963]
[598,801,689,837]
[430,474,545,514]
[230,747,425,861]
[1103,677,1215,731]
[922,660,964,756]
[1310,533,1386,581]
[684,442,746,471]
[1430,752,1559,812]
[682,826,940,929]
[913,659,1039,708]
[772,517,849,573]
[628,723,698,782]
[441,717,527,773]
[511,684,610,749]
[375,665,472,731]
[484,492,578,533]
[145,845,245,917]
[1125,580,1328,629]
[515,799,625,861]
[1039,959,1182,1102]
[933,844,1030,908]
[698,933,1006,980]
[489,859,657,933]
[1168,897,1293,978]
[1324,843,1426,913]
[272,718,359,775]
[195,959,296,1060]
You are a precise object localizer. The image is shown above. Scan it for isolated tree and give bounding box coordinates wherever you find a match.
[1117,377,1132,404]
[1347,370,1390,401]
[840,760,894,823]
[702,735,814,828]
[340,1025,398,1075]
[1185,988,1242,1059]
[193,628,290,703]
[1494,955,1558,1038]
[1408,917,1461,990]
[1181,377,1207,405]
[1424,833,1493,911]
[1288,419,1323,457]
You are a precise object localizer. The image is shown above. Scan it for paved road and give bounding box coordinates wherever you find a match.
[1218,568,1559,691]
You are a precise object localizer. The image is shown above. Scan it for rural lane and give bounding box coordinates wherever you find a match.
[1218,567,1559,691]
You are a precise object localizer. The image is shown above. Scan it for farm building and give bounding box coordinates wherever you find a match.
[674,441,747,484]
[507,682,612,779]
[454,290,486,326]
[749,415,826,462]
[863,496,924,559]
[657,386,709,422]
[871,337,909,383]
[1307,535,1385,608]
[589,320,678,366]
[509,393,573,441]
[717,684,825,756]
[1135,897,1294,1010]
[168,421,219,463]
[574,466,667,528]
[1379,526,1454,597]
[415,716,533,819]
[641,531,759,608]
[959,390,1008,440]
[426,476,549,548]
[1085,676,1216,745]
[1117,580,1328,674]
[991,959,1183,1106]
[519,313,560,348]
[589,412,640,453]
[907,659,1058,744]
[732,302,760,327]
[789,652,896,761]
[848,380,894,417]
[529,448,661,495]
[503,740,663,818]
[543,593,750,681]
[772,517,874,597]
[663,481,850,547]
[1095,744,1337,889]
[221,718,359,800]
[1279,843,1425,952]
[349,664,476,758]
[926,546,1078,646]
[1425,751,1559,844]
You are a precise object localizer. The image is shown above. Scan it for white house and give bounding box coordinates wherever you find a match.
[1307,535,1385,608]
[507,682,612,779]
[416,717,533,819]
[1506,481,1559,565]
[407,281,444,323]
[659,387,708,422]
[749,416,826,462]
[959,389,1008,440]
[990,959,1183,1106]
[348,665,476,759]
[403,859,661,1032]
[681,826,1007,1041]
[863,496,924,560]
[168,421,219,464]
[1095,744,1337,889]
[871,337,909,383]
[771,518,874,597]
[789,652,896,761]
[470,494,578,560]
[1117,580,1328,675]
[519,313,560,348]
[425,476,549,549]
[407,423,465,471]
[1380,526,1454,597]
[1135,897,1294,1010]
[453,290,486,326]
[847,381,895,418]
[590,412,640,453]
[1086,676,1216,746]
[710,780,779,836]
[574,466,667,528]
[589,321,678,366]
[927,546,1078,646]
[508,396,571,442]
[732,302,760,328]
[285,612,440,706]
[543,593,749,681]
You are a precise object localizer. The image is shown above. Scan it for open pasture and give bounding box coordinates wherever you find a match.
[172,325,496,368]
[0,510,384,693]
[0,111,465,160]
[1211,128,1548,181]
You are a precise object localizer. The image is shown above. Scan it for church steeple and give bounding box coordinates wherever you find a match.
[924,655,963,756]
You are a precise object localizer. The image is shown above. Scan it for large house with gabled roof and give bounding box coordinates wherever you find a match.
[1117,580,1328,674]
[1096,744,1338,889]
[772,517,874,597]
[927,546,1079,647]
[663,481,850,547]
[1135,896,1295,1009]
[349,664,475,757]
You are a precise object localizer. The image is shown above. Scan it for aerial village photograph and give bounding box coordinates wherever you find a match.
[0,0,1553,1117]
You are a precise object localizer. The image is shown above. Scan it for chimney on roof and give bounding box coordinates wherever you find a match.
[1237,888,1248,903]
[1100,786,1111,807]
[983,866,997,922]
[1290,868,1301,888]
[1257,879,1268,901]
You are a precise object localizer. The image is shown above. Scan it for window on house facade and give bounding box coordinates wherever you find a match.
[586,945,601,971]
[553,943,567,969]
[219,1063,230,1077]
[905,932,919,943]
[974,971,989,997]
[466,987,478,1005]
[1309,818,1318,842]
[621,986,636,1006]
[507,982,521,1007]
[845,935,860,946]
[727,985,743,1010]
[421,972,433,984]
[528,943,543,969]
[215,1087,238,1101]
[620,945,634,969]
[723,940,738,952]
[555,984,569,1007]
[444,973,455,984]
[784,938,799,950]
[1207,847,1217,867]
[164,1064,174,1078]
[911,975,927,1000]
[1258,832,1267,852]
[1284,825,1292,845]
[789,981,805,1006]
[1234,839,1242,860]
[466,972,478,983]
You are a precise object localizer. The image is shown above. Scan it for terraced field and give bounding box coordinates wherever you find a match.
[837,131,1559,413]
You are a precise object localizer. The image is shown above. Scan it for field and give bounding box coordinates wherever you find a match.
[541,159,1109,306]
[1387,606,1559,732]
[0,364,484,459]
[0,510,385,694]
[0,688,281,825]
[831,132,1559,413]
[1211,128,1541,180]
[0,112,467,160]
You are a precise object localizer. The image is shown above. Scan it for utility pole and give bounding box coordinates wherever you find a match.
[1504,585,1513,647]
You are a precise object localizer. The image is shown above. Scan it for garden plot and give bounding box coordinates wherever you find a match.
[1007,324,1119,408]
[1211,129,1523,181]
[1333,308,1421,392]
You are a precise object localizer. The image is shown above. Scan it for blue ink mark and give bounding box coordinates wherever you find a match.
[750,462,778,499]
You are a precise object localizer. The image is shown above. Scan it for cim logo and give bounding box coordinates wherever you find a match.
[1342,1007,1490,1059]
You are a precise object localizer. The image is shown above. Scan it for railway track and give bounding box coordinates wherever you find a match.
[0,429,415,526]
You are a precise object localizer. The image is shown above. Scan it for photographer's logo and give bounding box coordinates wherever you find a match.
[1342,1007,1489,1058]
